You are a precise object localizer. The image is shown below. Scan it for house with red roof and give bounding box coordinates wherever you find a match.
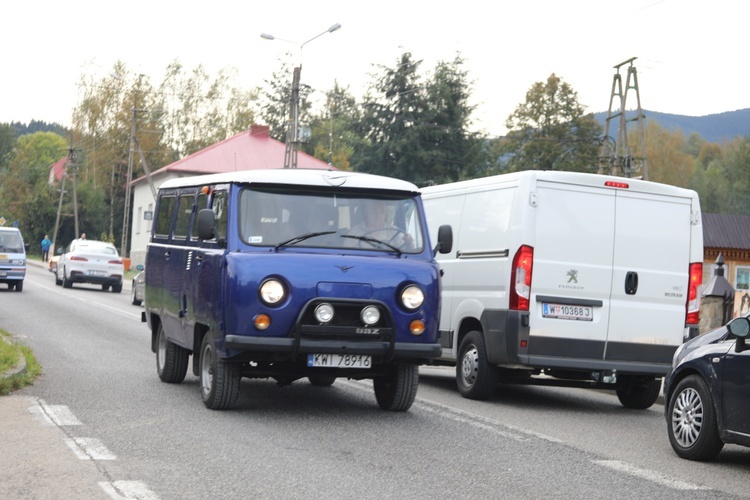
[128,124,332,266]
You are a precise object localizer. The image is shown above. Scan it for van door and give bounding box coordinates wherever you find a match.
[531,181,616,359]
[605,190,692,361]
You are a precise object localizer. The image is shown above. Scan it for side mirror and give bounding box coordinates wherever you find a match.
[433,224,453,256]
[726,317,750,353]
[196,209,216,241]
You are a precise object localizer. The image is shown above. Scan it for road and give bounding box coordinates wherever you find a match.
[1,263,748,499]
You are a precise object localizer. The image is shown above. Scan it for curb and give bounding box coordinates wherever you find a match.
[1,335,27,379]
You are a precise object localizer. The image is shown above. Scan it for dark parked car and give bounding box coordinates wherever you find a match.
[664,315,750,460]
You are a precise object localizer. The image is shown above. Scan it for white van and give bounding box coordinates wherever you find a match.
[421,170,703,408]
[0,226,27,291]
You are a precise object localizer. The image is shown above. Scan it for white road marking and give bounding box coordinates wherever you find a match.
[64,437,117,460]
[593,460,711,491]
[28,401,82,426]
[99,481,160,500]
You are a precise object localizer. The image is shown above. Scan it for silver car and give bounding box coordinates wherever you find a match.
[131,269,145,306]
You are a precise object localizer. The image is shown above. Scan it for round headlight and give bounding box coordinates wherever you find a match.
[401,285,424,310]
[360,305,381,326]
[315,303,335,323]
[259,279,285,305]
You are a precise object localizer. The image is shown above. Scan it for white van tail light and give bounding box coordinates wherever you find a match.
[686,262,702,325]
[510,245,534,311]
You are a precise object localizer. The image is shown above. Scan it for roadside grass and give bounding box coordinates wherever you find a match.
[0,329,42,395]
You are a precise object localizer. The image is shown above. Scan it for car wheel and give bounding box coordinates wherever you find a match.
[7,282,16,291]
[456,330,499,400]
[112,281,122,293]
[54,270,62,286]
[308,376,336,387]
[616,376,661,409]
[200,331,240,410]
[156,323,189,384]
[14,281,23,292]
[102,284,110,292]
[62,268,72,288]
[131,282,142,305]
[374,363,418,411]
[667,375,724,461]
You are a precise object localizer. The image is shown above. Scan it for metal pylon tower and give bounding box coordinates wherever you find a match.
[599,57,648,179]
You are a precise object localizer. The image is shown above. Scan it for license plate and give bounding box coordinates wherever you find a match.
[88,270,107,277]
[307,354,371,368]
[542,303,593,321]
[0,271,5,277]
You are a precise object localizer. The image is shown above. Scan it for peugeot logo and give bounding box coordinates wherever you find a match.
[336,265,355,273]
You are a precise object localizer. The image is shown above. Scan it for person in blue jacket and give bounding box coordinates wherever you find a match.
[41,234,52,262]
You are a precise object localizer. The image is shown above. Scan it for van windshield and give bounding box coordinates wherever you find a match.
[238,187,424,254]
[0,232,23,253]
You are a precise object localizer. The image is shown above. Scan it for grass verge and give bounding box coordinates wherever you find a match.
[0,329,42,395]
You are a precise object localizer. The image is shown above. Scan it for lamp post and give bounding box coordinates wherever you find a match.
[261,23,341,168]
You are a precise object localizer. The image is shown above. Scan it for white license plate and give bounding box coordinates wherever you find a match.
[307,354,371,368]
[542,303,593,321]
[88,270,107,277]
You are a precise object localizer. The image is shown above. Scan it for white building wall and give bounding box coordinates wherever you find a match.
[128,174,178,268]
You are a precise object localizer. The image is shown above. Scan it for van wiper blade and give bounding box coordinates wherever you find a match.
[274,231,336,251]
[340,235,402,256]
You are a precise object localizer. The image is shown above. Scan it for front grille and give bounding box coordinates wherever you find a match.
[297,299,393,341]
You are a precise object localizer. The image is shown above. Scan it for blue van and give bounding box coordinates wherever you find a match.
[143,169,452,411]
[0,227,26,292]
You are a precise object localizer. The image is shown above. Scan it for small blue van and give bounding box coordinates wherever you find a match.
[143,169,452,411]
[0,227,26,292]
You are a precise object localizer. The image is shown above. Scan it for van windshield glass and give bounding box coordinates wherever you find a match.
[0,232,23,253]
[238,187,424,254]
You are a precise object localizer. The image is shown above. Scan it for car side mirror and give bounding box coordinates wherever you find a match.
[196,209,215,240]
[726,317,750,353]
[433,224,453,256]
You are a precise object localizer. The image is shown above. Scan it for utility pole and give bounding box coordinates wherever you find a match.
[121,78,144,257]
[599,57,648,179]
[51,139,80,253]
[283,66,301,169]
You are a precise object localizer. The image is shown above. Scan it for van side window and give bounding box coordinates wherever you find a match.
[174,193,195,240]
[212,191,228,241]
[155,195,176,239]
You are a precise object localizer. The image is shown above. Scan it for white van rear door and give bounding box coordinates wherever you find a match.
[531,181,615,353]
[606,190,692,352]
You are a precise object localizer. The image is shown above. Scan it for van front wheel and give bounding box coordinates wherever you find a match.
[457,331,499,400]
[156,324,189,383]
[374,363,418,411]
[200,332,240,410]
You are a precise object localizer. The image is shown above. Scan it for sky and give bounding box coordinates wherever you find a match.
[2,0,748,137]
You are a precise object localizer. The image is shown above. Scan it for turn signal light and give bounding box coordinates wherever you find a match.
[254,314,271,330]
[409,320,425,335]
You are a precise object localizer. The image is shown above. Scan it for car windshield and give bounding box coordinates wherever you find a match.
[238,187,425,254]
[0,232,23,253]
[75,241,117,255]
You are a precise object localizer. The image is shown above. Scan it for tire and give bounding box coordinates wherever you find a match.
[156,324,189,384]
[7,282,15,291]
[374,363,418,411]
[456,330,499,400]
[112,281,122,293]
[308,376,336,387]
[667,375,724,461]
[102,284,110,291]
[131,281,142,305]
[200,331,240,410]
[15,281,23,292]
[616,376,661,409]
[55,270,62,286]
[62,269,72,288]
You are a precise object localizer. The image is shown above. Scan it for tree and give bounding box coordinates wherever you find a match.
[260,58,313,143]
[499,73,603,172]
[0,123,16,172]
[643,121,696,188]
[307,82,360,170]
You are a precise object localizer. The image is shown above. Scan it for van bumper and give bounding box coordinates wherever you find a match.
[224,335,442,360]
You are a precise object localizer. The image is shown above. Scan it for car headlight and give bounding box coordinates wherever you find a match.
[401,285,424,310]
[259,279,286,305]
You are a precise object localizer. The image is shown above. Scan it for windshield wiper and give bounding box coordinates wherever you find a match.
[274,231,336,251]
[340,235,402,255]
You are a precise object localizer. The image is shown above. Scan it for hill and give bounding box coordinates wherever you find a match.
[594,108,750,144]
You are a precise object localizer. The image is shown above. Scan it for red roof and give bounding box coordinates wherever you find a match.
[134,125,331,184]
[48,156,69,183]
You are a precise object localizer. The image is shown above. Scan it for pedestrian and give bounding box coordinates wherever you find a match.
[80,232,86,240]
[41,234,51,262]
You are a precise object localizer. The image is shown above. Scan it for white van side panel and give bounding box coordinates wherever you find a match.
[606,190,693,351]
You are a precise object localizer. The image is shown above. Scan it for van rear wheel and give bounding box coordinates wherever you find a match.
[308,376,336,387]
[200,331,240,410]
[457,331,499,400]
[374,363,418,411]
[156,324,189,383]
[616,376,661,409]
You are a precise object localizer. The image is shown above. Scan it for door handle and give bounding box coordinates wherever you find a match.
[625,271,638,295]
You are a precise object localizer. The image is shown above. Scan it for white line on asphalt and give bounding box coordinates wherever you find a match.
[28,400,83,426]
[593,460,711,491]
[99,481,160,500]
[64,437,117,460]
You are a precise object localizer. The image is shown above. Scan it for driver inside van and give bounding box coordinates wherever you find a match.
[346,199,413,250]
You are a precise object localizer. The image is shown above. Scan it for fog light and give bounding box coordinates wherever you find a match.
[254,314,271,330]
[409,320,425,335]
[361,305,380,326]
[315,303,335,323]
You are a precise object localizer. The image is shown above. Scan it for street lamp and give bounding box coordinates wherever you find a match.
[261,23,341,168]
